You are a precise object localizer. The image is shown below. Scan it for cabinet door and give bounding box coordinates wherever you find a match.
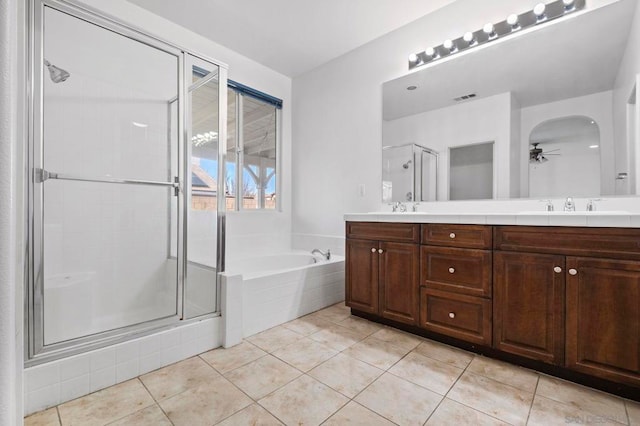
[494,251,565,364]
[345,239,379,314]
[379,241,419,325]
[566,257,640,386]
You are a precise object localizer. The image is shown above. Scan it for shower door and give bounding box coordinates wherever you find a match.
[28,3,187,358]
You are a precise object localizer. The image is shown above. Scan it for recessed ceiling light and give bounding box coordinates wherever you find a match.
[407,85,418,91]
[589,145,599,149]
[590,120,596,124]
[132,121,148,128]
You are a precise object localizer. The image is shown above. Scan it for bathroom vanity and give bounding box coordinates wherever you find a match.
[344,217,640,399]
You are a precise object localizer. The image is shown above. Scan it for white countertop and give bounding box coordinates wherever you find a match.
[344,211,640,228]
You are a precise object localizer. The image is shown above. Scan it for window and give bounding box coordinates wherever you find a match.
[226,81,281,210]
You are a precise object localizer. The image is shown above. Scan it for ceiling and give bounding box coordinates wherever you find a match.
[127,0,456,77]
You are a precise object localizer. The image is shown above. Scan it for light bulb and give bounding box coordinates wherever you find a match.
[507,14,520,29]
[463,32,475,45]
[483,23,497,39]
[425,47,436,58]
[563,0,575,11]
[534,3,546,20]
[408,53,418,63]
[443,39,456,53]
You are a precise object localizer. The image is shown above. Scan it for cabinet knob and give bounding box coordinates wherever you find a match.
[371,248,376,253]
[448,312,456,319]
[378,249,384,254]
[448,267,455,274]
[449,233,456,239]
[553,266,562,273]
[569,268,578,276]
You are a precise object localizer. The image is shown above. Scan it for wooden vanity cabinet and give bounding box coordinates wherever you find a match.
[493,251,565,365]
[494,226,640,386]
[345,222,420,325]
[419,224,493,345]
[346,222,640,395]
[566,257,640,387]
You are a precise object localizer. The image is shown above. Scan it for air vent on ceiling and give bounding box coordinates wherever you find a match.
[453,93,477,102]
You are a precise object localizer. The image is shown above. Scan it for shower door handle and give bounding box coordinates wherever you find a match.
[35,168,180,194]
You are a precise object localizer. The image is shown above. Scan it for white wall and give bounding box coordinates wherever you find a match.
[291,0,557,248]
[520,90,615,196]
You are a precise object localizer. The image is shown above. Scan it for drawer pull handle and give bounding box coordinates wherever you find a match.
[378,249,384,254]
[449,233,456,239]
[448,267,455,274]
[553,266,562,273]
[448,312,456,319]
[371,248,376,253]
[569,268,578,276]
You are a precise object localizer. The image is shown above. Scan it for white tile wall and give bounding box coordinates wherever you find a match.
[240,259,345,337]
[24,317,221,416]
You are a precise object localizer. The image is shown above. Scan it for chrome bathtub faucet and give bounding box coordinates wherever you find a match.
[312,249,331,260]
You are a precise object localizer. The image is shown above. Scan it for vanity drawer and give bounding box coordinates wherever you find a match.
[421,246,492,297]
[419,288,492,346]
[347,222,420,243]
[422,224,492,249]
[494,226,640,260]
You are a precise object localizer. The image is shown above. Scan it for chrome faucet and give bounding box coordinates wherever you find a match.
[564,197,575,212]
[391,202,407,213]
[540,199,554,211]
[312,249,331,260]
[586,199,602,211]
[411,202,420,212]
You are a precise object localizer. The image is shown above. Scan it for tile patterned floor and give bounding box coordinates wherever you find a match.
[25,302,640,426]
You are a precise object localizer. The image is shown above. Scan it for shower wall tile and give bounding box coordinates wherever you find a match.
[90,365,116,393]
[116,359,139,383]
[90,347,116,372]
[24,317,222,416]
[116,341,139,364]
[59,354,90,381]
[60,375,90,403]
[26,383,60,415]
[139,352,163,375]
[25,363,59,393]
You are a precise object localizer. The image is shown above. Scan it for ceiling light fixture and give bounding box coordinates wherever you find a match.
[534,3,547,21]
[463,32,476,46]
[407,0,584,71]
[589,145,599,149]
[507,14,520,30]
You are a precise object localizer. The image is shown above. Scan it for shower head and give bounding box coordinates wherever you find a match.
[44,59,70,83]
[402,160,412,169]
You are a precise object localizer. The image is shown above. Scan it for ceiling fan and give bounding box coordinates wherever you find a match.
[529,143,560,164]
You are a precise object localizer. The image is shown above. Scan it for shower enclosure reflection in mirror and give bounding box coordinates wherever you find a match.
[382,143,438,203]
[26,0,228,366]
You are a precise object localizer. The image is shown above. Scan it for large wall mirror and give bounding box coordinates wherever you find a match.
[382,0,639,201]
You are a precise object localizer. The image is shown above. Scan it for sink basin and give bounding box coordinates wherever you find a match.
[518,211,630,215]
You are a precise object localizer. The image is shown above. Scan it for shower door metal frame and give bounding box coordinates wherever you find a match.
[25,0,228,366]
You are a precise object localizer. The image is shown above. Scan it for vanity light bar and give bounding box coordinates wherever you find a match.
[408,0,585,70]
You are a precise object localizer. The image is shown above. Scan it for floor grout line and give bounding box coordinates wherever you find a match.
[525,376,541,426]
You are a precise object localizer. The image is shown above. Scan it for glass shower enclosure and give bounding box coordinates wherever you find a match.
[26,0,227,364]
[382,143,438,202]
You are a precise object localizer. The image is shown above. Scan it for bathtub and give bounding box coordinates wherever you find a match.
[221,251,345,346]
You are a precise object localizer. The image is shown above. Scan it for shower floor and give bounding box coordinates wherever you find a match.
[25,303,639,425]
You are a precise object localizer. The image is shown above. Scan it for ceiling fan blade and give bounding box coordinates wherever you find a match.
[543,149,561,153]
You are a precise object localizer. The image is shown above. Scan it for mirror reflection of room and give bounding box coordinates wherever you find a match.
[382,0,639,202]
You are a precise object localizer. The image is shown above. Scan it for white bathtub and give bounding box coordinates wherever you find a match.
[221,251,345,345]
